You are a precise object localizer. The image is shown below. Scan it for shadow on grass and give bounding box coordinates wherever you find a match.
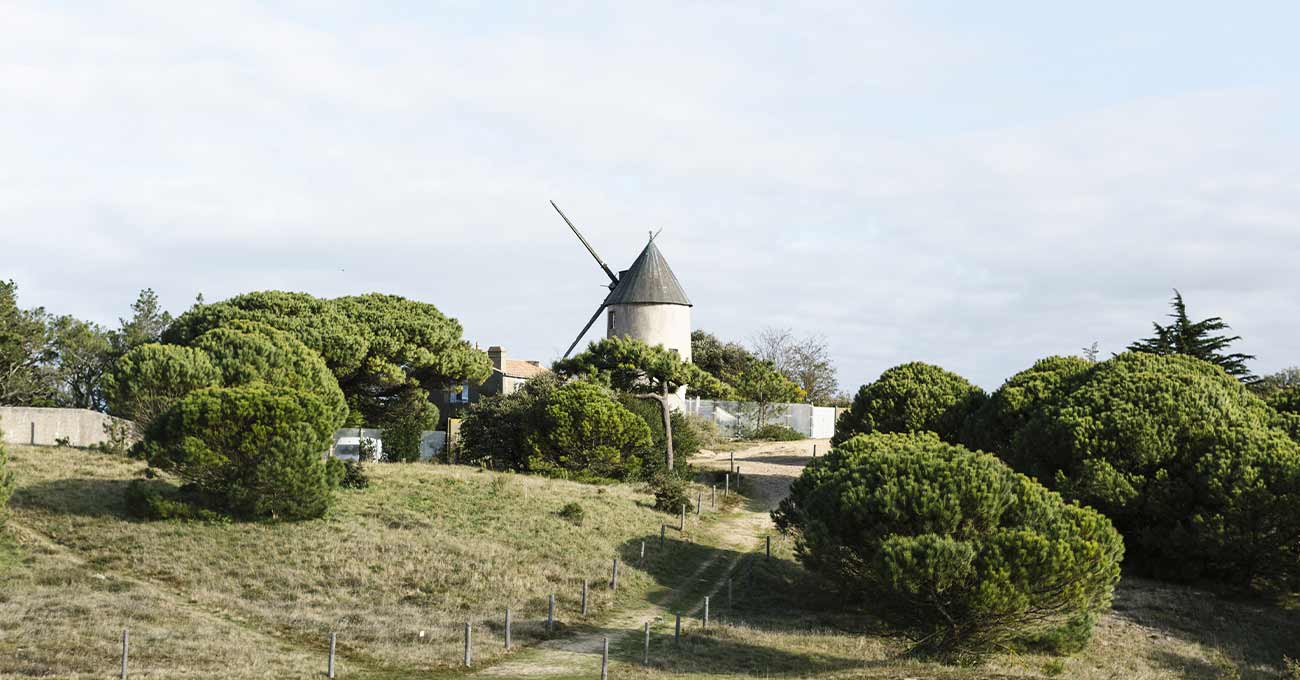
[1111,577,1300,679]
[10,477,137,519]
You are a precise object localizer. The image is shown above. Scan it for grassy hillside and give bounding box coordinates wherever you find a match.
[6,442,1300,680]
[0,444,700,679]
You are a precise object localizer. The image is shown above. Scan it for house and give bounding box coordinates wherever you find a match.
[433,345,548,423]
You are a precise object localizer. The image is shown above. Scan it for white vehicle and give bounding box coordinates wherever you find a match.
[332,436,382,462]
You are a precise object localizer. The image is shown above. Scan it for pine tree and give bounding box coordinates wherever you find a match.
[1128,290,1256,381]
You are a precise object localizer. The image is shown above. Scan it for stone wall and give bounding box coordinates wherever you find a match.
[0,407,138,448]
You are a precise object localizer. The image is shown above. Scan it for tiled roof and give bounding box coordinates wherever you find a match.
[502,358,548,379]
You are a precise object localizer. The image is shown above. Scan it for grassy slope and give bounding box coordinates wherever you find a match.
[5,444,1300,680]
[1,445,686,679]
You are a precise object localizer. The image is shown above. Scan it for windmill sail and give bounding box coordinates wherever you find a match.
[551,201,619,286]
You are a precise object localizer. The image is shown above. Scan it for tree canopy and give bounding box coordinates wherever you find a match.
[1128,289,1256,381]
[833,362,986,446]
[774,432,1122,659]
[554,336,727,470]
[165,290,490,424]
[1007,352,1300,586]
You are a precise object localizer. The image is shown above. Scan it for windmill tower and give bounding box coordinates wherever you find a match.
[552,201,693,361]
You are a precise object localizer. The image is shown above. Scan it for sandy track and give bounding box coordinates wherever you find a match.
[476,439,828,679]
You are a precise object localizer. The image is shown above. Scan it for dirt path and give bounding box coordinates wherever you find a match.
[476,439,828,679]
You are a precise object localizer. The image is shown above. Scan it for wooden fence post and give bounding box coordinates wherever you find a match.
[812,443,818,459]
[730,450,734,472]
[327,631,336,678]
[766,535,771,561]
[120,628,129,680]
[674,613,681,644]
[696,491,702,517]
[581,580,589,616]
[659,524,665,547]
[610,558,619,590]
[547,594,555,632]
[463,622,472,667]
[505,608,512,650]
[711,484,716,509]
[703,596,710,629]
[640,540,645,561]
[600,637,609,680]
[737,466,742,490]
[724,474,729,497]
[643,621,650,666]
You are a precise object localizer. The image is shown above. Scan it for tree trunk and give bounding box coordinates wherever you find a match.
[660,384,675,472]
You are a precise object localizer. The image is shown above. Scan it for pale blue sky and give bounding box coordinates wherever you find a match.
[3,2,1297,390]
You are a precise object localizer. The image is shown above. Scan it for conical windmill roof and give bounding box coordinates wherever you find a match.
[605,240,692,306]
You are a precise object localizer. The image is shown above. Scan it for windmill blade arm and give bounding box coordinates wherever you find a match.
[551,200,619,285]
[563,303,608,358]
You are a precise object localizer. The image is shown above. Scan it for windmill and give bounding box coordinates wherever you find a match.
[551,201,693,360]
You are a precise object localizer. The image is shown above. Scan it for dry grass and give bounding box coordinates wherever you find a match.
[1,444,687,678]
[6,443,1300,680]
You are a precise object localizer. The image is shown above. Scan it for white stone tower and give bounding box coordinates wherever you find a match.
[552,202,692,360]
[603,239,693,361]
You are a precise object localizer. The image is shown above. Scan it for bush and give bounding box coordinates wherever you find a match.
[325,457,370,489]
[959,356,1091,454]
[460,374,559,470]
[123,479,225,522]
[773,432,1122,660]
[833,362,986,446]
[620,396,699,473]
[380,388,439,462]
[191,320,348,427]
[527,381,652,481]
[1008,352,1300,586]
[685,415,725,448]
[648,471,693,514]
[104,343,221,435]
[141,385,338,520]
[751,424,804,441]
[558,501,585,526]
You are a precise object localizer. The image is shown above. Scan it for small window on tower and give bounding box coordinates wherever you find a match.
[607,309,617,335]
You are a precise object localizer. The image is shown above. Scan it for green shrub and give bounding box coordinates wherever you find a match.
[380,388,439,463]
[557,501,585,526]
[959,356,1092,454]
[833,362,986,446]
[647,471,693,514]
[460,374,559,471]
[685,415,725,448]
[620,395,699,472]
[773,432,1123,660]
[462,376,652,481]
[527,381,652,481]
[191,320,348,427]
[325,458,370,489]
[104,343,221,434]
[1267,386,1300,415]
[123,480,224,522]
[141,385,338,519]
[751,424,804,441]
[1008,352,1300,586]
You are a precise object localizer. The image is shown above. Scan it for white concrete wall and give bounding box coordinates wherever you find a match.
[683,399,837,439]
[607,303,692,362]
[0,407,138,448]
[330,428,447,461]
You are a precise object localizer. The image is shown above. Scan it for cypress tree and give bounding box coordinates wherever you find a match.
[1128,289,1256,381]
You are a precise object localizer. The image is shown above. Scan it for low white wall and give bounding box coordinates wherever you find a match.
[0,407,137,448]
[330,428,447,461]
[683,399,837,439]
